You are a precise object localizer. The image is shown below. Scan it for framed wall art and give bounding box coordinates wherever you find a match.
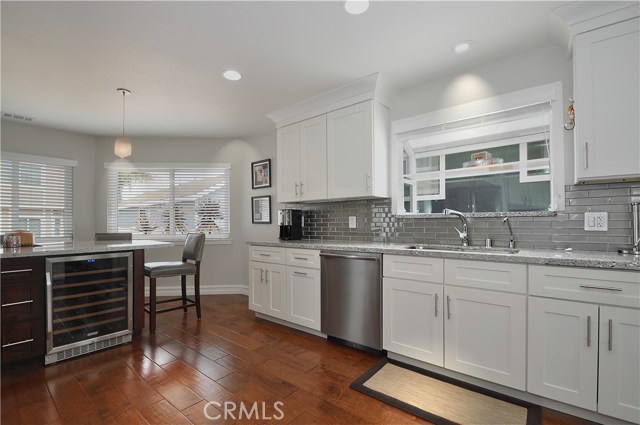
[251,159,271,189]
[251,195,271,224]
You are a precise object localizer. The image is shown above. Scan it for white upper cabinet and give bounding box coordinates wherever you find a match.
[327,100,389,199]
[276,115,327,203]
[269,73,392,203]
[574,18,640,182]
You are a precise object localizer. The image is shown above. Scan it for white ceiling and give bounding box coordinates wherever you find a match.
[1,1,577,139]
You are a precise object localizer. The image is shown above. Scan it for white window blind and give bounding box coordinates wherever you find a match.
[106,164,231,239]
[1,153,75,242]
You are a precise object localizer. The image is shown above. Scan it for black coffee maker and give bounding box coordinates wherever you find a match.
[278,209,302,240]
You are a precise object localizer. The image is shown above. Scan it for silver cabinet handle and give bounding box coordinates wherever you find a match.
[366,173,371,191]
[293,257,307,261]
[2,299,34,308]
[295,182,299,196]
[584,142,589,169]
[265,270,270,284]
[258,253,271,257]
[434,293,438,317]
[579,285,623,292]
[260,269,264,283]
[299,181,304,195]
[293,271,307,276]
[587,315,591,347]
[2,338,34,348]
[1,268,33,275]
[446,295,451,320]
[608,319,613,351]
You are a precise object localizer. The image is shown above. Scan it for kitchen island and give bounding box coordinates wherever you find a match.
[1,240,172,365]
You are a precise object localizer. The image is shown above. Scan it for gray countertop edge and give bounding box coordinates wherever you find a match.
[0,240,174,259]
[247,241,640,272]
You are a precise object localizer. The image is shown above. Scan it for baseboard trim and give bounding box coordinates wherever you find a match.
[145,284,248,297]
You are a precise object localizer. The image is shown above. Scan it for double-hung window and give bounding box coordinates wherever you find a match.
[0,153,76,243]
[106,163,231,240]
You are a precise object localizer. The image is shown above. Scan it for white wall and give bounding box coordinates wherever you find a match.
[94,131,279,294]
[391,45,575,183]
[1,120,97,240]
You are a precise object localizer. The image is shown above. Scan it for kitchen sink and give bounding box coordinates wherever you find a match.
[404,244,519,254]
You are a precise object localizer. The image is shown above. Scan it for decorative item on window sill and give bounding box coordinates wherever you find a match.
[564,98,575,130]
[463,151,503,168]
[114,88,132,158]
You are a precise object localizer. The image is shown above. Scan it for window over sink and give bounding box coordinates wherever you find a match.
[391,82,566,216]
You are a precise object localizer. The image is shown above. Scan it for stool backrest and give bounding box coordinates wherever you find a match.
[183,232,206,262]
[95,232,133,241]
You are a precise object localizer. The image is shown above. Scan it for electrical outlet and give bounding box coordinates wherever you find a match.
[584,212,608,231]
[349,216,357,229]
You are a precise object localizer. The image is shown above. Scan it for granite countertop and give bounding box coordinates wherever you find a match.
[248,240,640,272]
[0,240,174,259]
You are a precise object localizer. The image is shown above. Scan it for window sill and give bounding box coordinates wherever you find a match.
[397,211,557,219]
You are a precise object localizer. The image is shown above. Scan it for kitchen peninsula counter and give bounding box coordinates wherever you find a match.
[1,240,173,344]
[248,240,640,271]
[0,239,172,258]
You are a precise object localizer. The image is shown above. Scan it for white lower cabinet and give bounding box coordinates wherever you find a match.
[248,261,286,320]
[382,256,526,391]
[286,266,321,331]
[444,285,526,391]
[249,246,321,331]
[383,277,444,366]
[598,306,640,423]
[529,265,640,424]
[527,297,598,410]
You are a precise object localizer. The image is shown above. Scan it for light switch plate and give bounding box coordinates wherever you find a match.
[349,216,357,228]
[584,212,608,231]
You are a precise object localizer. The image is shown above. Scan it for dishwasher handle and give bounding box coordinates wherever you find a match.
[320,252,380,262]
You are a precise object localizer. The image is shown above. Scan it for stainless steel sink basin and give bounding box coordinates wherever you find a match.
[404,244,519,254]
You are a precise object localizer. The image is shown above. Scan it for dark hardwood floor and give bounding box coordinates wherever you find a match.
[1,295,596,424]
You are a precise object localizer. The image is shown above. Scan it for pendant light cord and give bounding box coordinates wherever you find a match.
[122,90,126,137]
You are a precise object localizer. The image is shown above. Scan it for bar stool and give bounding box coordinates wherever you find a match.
[144,232,205,333]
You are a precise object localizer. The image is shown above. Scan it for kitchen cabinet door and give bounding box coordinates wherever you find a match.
[276,123,302,202]
[383,277,444,366]
[444,286,526,390]
[527,297,598,410]
[327,100,388,199]
[598,306,640,424]
[248,261,286,320]
[299,115,327,201]
[286,266,321,330]
[574,18,640,182]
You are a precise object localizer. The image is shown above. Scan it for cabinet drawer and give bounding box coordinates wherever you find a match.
[383,255,444,283]
[1,282,44,321]
[444,259,526,294]
[0,257,44,285]
[286,249,320,269]
[1,319,45,364]
[529,265,640,308]
[249,246,285,264]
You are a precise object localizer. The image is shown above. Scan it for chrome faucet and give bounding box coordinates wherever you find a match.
[443,208,469,246]
[503,217,515,250]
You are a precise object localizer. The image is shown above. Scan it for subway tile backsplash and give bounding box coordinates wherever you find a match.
[294,181,640,252]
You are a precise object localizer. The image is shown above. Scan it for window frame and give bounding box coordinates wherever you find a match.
[105,162,231,242]
[391,81,566,216]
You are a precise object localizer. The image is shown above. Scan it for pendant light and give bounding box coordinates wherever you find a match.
[114,88,132,158]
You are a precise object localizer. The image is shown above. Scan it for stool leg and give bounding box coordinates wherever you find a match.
[181,275,187,312]
[195,270,201,320]
[149,277,157,333]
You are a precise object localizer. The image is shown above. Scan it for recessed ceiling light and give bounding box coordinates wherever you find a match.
[452,41,473,54]
[222,70,242,81]
[344,0,369,15]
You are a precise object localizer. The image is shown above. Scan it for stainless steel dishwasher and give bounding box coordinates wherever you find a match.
[320,250,382,352]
